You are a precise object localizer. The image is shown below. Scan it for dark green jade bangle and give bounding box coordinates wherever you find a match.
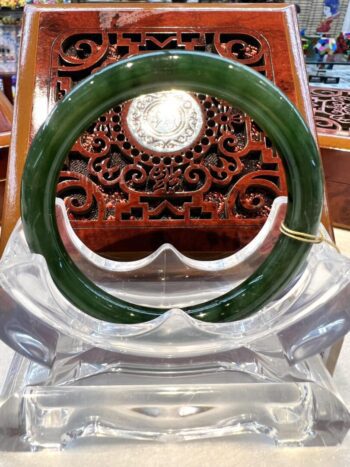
[21,51,323,324]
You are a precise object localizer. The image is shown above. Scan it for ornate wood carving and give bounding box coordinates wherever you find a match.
[1,5,317,258]
[311,86,350,229]
[311,87,350,136]
[52,29,286,255]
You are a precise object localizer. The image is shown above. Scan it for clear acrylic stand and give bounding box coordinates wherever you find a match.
[0,197,349,450]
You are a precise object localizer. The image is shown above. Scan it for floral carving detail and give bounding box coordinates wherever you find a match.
[311,88,350,136]
[53,30,284,228]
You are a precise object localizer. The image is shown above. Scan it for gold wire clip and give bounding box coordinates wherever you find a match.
[280,222,340,253]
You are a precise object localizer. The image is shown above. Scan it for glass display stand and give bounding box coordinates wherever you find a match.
[0,198,349,450]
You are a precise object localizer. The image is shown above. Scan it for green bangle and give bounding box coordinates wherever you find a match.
[21,51,323,324]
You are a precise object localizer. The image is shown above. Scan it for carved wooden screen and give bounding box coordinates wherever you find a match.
[311,88,350,137]
[2,5,314,258]
[311,86,350,229]
[53,29,286,256]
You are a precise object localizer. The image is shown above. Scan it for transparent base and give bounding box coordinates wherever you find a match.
[0,198,349,450]
[0,349,349,450]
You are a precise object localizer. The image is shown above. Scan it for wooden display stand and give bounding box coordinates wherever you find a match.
[0,91,12,225]
[311,87,350,229]
[1,2,330,259]
[0,2,343,373]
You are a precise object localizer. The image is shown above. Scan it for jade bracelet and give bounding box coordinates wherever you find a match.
[21,51,323,323]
